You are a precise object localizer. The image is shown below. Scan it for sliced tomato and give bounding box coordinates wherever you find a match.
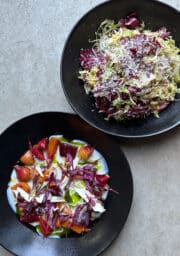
[39,217,52,237]
[78,145,93,160]
[20,150,35,165]
[14,165,31,182]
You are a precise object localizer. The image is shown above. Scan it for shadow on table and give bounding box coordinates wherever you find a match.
[118,125,180,148]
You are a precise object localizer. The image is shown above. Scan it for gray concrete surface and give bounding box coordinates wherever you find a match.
[0,0,179,255]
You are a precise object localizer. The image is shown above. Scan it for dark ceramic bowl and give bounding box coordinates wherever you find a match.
[0,112,133,256]
[61,0,180,138]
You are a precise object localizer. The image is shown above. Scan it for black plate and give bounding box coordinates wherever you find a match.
[0,112,133,256]
[61,0,180,138]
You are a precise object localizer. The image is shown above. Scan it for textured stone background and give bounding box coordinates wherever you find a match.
[0,0,179,255]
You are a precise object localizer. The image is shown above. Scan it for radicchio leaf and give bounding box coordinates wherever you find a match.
[59,142,77,159]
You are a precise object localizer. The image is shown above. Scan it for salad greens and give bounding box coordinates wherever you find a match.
[7,135,110,238]
[79,15,180,121]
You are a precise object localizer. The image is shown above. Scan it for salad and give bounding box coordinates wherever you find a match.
[79,14,180,121]
[7,135,111,238]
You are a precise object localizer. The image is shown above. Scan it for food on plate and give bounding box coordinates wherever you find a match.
[79,14,180,121]
[7,135,111,238]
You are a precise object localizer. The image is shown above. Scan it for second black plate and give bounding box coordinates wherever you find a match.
[61,0,180,137]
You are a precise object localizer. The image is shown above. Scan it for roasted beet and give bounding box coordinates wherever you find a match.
[96,174,110,186]
[59,142,77,159]
[32,145,44,160]
[38,138,49,150]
